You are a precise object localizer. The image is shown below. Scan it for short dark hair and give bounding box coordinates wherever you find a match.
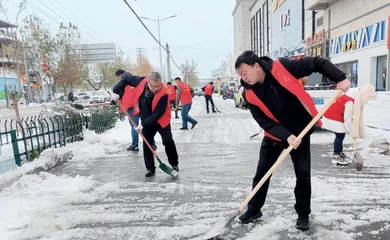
[174,77,181,81]
[210,82,213,85]
[235,51,260,69]
[167,82,172,85]
[115,69,125,76]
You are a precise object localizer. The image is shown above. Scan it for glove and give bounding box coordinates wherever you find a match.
[135,125,143,132]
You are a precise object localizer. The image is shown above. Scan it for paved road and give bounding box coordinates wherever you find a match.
[2,97,390,240]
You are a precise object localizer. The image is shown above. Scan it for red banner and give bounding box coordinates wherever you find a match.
[388,16,390,49]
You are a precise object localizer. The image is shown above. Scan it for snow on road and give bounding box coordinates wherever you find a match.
[0,94,390,240]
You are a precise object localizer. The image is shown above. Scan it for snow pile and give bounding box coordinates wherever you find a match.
[0,120,131,188]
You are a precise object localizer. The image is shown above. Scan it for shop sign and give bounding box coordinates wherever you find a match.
[306,30,325,47]
[330,19,388,55]
[305,43,324,57]
[280,9,291,30]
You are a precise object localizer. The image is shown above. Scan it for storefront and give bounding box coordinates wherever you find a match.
[304,29,328,85]
[305,29,326,58]
[329,19,388,90]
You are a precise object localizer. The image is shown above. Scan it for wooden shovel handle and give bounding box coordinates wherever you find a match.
[239,90,343,212]
[118,102,158,157]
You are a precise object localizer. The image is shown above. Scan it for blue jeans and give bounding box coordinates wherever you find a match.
[181,103,197,128]
[127,108,140,147]
[333,132,345,155]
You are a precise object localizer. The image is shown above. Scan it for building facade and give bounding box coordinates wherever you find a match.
[270,0,305,58]
[307,0,390,90]
[249,0,272,57]
[233,0,252,60]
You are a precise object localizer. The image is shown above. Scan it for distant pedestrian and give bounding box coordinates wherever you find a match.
[174,77,198,130]
[202,82,216,114]
[167,82,179,119]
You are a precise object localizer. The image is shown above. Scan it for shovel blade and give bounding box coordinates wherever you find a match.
[199,210,240,240]
[353,151,364,171]
[157,161,178,178]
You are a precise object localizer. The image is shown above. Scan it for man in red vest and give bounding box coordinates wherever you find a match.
[115,69,157,152]
[235,51,351,230]
[202,82,217,113]
[174,77,198,130]
[167,82,179,119]
[113,71,179,177]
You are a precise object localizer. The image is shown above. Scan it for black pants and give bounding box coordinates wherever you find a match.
[205,95,215,113]
[333,133,345,155]
[169,100,179,118]
[142,124,178,172]
[248,136,311,216]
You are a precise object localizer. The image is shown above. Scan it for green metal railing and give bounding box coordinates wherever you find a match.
[0,105,120,167]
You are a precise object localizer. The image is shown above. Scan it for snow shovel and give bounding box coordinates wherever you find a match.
[353,137,364,171]
[205,90,343,239]
[118,102,178,178]
[250,129,264,140]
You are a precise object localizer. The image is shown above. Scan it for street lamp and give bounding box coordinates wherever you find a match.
[140,15,177,80]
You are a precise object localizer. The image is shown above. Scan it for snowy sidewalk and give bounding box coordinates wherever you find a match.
[0,95,390,240]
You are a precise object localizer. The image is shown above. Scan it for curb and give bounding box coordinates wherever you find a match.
[0,150,73,191]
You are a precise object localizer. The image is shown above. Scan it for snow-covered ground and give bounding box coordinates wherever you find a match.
[0,93,390,240]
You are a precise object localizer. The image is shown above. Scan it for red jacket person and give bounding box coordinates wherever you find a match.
[235,51,351,230]
[113,72,179,177]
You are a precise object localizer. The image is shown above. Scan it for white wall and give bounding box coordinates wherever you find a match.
[331,43,388,87]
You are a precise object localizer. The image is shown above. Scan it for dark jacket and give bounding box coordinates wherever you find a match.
[113,73,168,126]
[242,56,346,141]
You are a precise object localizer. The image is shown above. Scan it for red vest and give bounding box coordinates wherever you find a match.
[177,81,192,105]
[132,78,171,128]
[204,84,213,96]
[245,60,322,141]
[324,94,354,123]
[167,85,176,101]
[120,86,136,113]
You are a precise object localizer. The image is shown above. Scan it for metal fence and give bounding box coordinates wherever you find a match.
[0,105,120,167]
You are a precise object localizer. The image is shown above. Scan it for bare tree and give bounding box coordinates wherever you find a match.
[180,59,198,87]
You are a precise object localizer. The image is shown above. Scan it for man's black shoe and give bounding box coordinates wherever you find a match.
[180,127,188,130]
[295,215,310,231]
[238,210,263,224]
[172,165,179,172]
[191,121,198,129]
[145,170,155,177]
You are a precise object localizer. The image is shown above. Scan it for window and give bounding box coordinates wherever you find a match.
[254,13,258,55]
[376,56,387,91]
[317,16,323,27]
[251,17,255,51]
[262,3,266,55]
[337,61,359,87]
[258,9,262,56]
[266,0,270,53]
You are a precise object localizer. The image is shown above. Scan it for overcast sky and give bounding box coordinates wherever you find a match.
[2,0,235,78]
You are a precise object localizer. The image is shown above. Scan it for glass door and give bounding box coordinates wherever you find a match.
[351,61,358,87]
[376,56,387,91]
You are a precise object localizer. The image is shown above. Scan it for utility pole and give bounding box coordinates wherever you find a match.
[166,43,171,82]
[136,48,146,65]
[157,16,163,79]
[139,15,178,80]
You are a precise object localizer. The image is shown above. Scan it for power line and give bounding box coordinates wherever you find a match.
[28,1,97,43]
[122,0,181,70]
[33,0,103,43]
[47,0,110,43]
